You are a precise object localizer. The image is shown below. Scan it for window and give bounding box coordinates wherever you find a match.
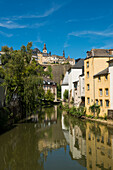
[96,99,98,105]
[98,76,101,81]
[99,89,102,96]
[87,84,90,91]
[105,88,108,96]
[87,97,90,104]
[87,71,89,78]
[87,61,89,68]
[74,82,77,90]
[105,75,108,80]
[106,100,109,107]
[101,136,104,143]
[100,100,103,106]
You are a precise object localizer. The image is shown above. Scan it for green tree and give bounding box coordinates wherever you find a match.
[89,104,100,117]
[57,84,61,99]
[0,42,48,118]
[45,89,54,102]
[63,89,68,101]
[47,65,53,79]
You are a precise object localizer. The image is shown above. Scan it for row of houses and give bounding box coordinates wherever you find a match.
[61,49,113,117]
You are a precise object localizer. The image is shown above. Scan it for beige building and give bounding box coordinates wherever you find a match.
[93,68,110,117]
[43,77,57,101]
[32,44,75,65]
[86,122,113,170]
[84,49,113,116]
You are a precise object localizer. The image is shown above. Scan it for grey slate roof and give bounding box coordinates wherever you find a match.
[94,68,109,77]
[62,72,69,85]
[43,77,56,85]
[71,59,84,69]
[92,49,109,56]
[86,49,110,59]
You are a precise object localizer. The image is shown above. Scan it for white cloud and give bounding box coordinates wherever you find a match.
[0,31,13,37]
[0,20,47,29]
[64,41,70,48]
[0,21,27,29]
[66,11,112,23]
[1,4,62,21]
[68,29,113,37]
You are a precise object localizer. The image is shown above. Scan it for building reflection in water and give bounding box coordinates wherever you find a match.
[62,114,86,167]
[1,105,113,170]
[86,122,113,170]
[62,114,113,170]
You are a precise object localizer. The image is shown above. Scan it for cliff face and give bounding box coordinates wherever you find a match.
[46,64,71,84]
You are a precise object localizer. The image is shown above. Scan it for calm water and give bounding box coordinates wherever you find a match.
[0,106,113,170]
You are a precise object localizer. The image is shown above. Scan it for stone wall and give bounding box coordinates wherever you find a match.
[43,64,71,84]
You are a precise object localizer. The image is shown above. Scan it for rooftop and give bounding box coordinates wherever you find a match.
[43,77,56,85]
[71,59,84,69]
[94,67,109,77]
[86,49,110,59]
[62,72,69,86]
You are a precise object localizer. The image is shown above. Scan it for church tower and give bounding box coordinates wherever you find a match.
[63,50,65,58]
[43,43,47,53]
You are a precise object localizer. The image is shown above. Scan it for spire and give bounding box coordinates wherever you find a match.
[43,43,47,53]
[63,50,65,57]
[43,43,47,50]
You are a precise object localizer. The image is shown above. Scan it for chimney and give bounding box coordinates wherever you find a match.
[109,49,113,55]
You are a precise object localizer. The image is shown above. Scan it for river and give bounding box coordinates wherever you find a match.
[0,105,113,170]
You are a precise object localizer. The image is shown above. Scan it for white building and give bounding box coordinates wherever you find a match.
[108,59,113,116]
[68,59,84,102]
[61,59,84,102]
[73,75,85,107]
[61,71,69,100]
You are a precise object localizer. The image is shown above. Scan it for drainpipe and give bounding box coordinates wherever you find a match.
[93,56,95,117]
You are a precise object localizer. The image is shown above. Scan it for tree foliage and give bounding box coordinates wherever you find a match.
[47,65,53,79]
[89,104,100,117]
[45,89,54,102]
[63,89,68,100]
[0,42,49,116]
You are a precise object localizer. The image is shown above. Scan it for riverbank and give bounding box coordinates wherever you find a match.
[61,102,113,127]
[84,116,113,127]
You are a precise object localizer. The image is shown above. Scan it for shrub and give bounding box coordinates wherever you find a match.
[63,90,68,101]
[104,113,107,120]
[89,104,100,117]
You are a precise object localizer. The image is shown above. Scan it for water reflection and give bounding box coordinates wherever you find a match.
[62,114,113,170]
[0,105,113,170]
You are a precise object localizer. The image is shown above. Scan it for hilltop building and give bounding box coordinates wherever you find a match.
[32,44,75,65]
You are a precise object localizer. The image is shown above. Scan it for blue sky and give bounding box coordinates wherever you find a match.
[0,0,113,59]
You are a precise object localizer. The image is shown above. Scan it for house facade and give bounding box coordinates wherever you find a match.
[84,49,113,116]
[73,74,85,107]
[43,77,57,102]
[93,68,110,117]
[61,71,69,100]
[68,59,84,102]
[61,59,84,103]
